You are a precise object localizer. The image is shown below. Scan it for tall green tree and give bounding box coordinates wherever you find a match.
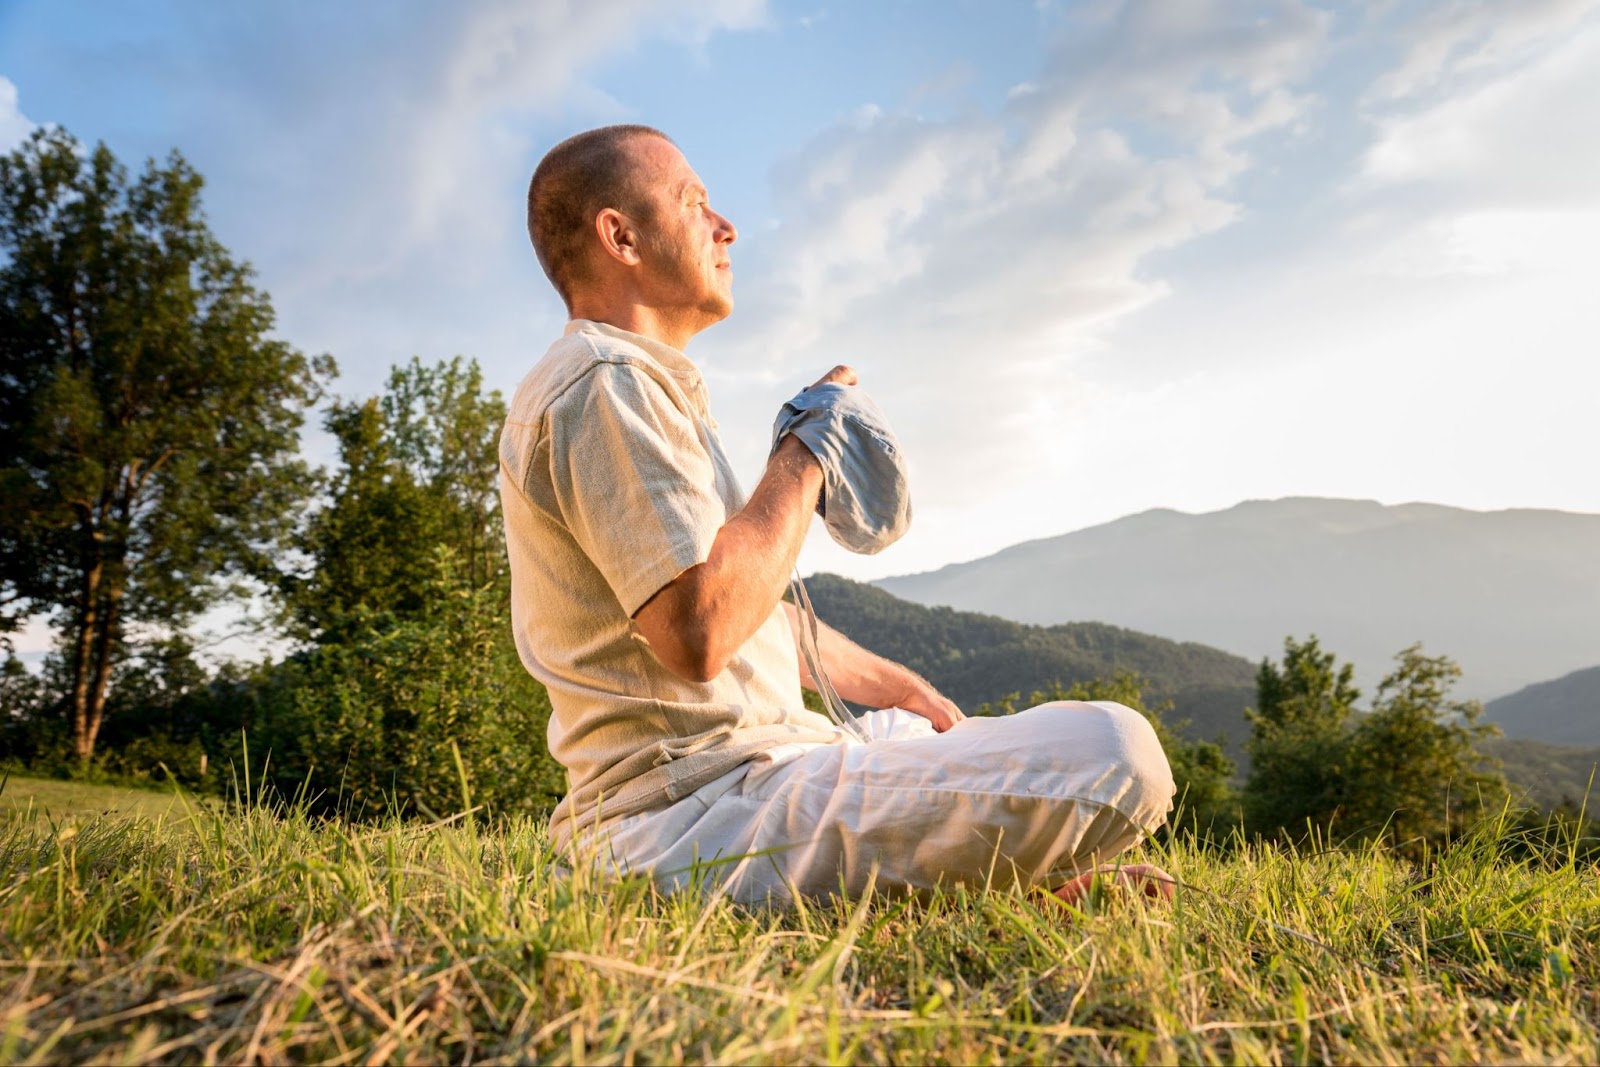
[379,356,504,591]
[0,128,331,760]
[1243,635,1360,838]
[288,356,504,641]
[261,358,559,818]
[1243,636,1507,847]
[1344,644,1506,846]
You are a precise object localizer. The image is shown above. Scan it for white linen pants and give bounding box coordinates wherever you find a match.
[579,700,1176,906]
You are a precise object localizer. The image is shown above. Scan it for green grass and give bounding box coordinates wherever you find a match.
[0,773,194,824]
[0,781,1596,1064]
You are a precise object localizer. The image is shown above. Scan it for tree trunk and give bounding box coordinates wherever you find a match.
[68,560,102,762]
[81,580,122,761]
[78,475,137,763]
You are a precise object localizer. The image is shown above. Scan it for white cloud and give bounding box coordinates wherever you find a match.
[1358,20,1600,285]
[1363,25,1600,211]
[0,75,35,151]
[129,1,773,402]
[406,0,768,248]
[1365,0,1597,102]
[1373,209,1600,279]
[700,0,1330,512]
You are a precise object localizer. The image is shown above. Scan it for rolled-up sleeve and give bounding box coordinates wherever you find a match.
[547,361,726,617]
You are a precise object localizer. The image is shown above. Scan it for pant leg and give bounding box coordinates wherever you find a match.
[599,701,1175,905]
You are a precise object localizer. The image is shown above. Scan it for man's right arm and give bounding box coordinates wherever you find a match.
[631,364,855,684]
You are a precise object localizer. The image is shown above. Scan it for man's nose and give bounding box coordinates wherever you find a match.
[713,210,737,245]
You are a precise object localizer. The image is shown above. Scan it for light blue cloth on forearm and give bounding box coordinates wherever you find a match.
[770,382,912,555]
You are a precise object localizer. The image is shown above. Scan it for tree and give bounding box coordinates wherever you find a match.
[0,128,332,761]
[288,356,504,642]
[250,357,561,818]
[1344,644,1506,846]
[379,356,504,591]
[1243,635,1360,838]
[1243,636,1508,848]
[259,549,564,820]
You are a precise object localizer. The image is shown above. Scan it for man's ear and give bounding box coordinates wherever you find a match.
[595,207,642,267]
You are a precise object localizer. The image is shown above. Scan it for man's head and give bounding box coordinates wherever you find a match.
[527,126,737,338]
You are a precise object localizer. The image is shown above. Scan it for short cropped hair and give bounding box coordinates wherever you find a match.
[527,125,673,308]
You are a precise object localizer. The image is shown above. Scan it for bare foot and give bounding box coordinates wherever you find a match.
[1046,863,1175,908]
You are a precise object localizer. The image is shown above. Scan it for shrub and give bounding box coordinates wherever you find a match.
[254,551,564,820]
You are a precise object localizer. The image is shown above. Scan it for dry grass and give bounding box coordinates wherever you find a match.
[0,778,1596,1064]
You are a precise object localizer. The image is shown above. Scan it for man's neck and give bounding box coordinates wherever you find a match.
[567,300,698,353]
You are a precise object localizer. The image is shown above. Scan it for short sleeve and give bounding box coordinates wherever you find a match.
[546,361,726,617]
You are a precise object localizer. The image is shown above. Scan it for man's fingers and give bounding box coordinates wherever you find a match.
[809,364,858,389]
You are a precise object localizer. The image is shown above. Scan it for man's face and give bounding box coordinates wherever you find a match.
[628,137,738,326]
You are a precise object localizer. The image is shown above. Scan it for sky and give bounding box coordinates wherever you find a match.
[3,0,1598,653]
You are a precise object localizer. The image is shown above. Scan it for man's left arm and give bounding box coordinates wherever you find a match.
[782,602,963,732]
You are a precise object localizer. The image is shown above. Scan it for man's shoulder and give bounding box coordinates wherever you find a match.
[505,327,680,432]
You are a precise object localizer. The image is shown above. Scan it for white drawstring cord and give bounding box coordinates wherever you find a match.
[789,570,871,744]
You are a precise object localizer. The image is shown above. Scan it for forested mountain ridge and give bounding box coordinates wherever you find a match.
[1481,737,1600,812]
[875,497,1600,701]
[802,573,1258,745]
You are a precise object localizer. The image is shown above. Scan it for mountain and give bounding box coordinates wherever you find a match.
[1485,665,1600,746]
[1482,738,1600,812]
[876,498,1600,701]
[801,573,1258,747]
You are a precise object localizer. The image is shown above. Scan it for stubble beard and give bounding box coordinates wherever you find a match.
[643,226,731,326]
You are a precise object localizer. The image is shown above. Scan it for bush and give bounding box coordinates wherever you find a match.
[1243,637,1508,850]
[253,551,565,820]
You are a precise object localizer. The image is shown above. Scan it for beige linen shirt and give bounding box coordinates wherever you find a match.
[499,320,843,848]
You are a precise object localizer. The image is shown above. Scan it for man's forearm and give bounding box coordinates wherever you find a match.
[632,434,823,682]
[783,602,924,708]
[782,601,965,731]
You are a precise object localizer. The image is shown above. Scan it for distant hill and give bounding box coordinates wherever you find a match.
[1483,738,1600,812]
[876,498,1600,701]
[802,573,1257,747]
[1485,665,1600,747]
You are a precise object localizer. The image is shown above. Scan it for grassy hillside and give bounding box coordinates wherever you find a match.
[1,783,1595,1063]
[1487,665,1600,747]
[804,573,1257,745]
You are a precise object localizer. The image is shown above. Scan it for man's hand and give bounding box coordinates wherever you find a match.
[810,364,858,389]
[888,676,965,733]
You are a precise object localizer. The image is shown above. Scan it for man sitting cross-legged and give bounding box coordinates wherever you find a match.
[499,124,1176,907]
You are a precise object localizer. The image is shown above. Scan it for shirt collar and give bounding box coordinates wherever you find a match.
[566,319,702,384]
